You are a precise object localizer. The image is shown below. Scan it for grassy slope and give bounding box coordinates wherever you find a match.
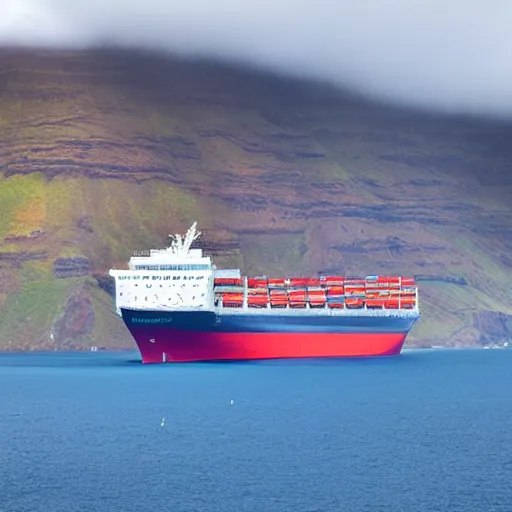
[0,49,511,350]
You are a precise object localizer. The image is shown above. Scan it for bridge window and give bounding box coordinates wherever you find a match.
[134,264,210,271]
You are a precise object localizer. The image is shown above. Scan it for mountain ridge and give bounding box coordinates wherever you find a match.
[0,48,511,351]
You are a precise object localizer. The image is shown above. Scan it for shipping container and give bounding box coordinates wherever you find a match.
[247,277,268,288]
[221,292,244,307]
[270,300,288,308]
[248,295,268,308]
[268,278,287,287]
[345,286,366,296]
[344,279,365,286]
[289,291,307,300]
[400,277,415,286]
[324,276,345,286]
[248,288,268,295]
[289,278,309,287]
[270,289,287,296]
[365,298,385,309]
[345,297,364,309]
[214,277,243,287]
[365,289,391,298]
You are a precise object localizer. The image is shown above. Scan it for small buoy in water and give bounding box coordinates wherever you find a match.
[230,399,235,406]
[160,417,165,427]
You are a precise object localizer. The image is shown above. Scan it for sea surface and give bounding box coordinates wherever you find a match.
[1,348,511,512]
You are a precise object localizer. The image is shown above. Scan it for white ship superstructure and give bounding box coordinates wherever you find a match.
[109,223,216,314]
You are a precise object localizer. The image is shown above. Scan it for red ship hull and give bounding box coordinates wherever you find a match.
[127,327,408,364]
[120,308,417,364]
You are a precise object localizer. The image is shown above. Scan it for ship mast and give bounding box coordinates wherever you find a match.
[166,222,201,258]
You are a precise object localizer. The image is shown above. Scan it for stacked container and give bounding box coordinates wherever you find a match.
[214,273,417,310]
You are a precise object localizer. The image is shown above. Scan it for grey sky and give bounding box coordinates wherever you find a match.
[2,0,512,118]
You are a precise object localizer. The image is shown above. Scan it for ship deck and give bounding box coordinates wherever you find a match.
[122,304,420,318]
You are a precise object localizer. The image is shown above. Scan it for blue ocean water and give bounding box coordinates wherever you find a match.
[1,349,511,512]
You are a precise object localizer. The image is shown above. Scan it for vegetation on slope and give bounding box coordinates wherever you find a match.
[0,49,511,351]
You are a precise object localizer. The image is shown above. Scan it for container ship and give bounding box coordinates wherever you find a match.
[109,223,420,364]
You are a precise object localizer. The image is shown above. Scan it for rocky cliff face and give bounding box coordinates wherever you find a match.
[0,48,511,351]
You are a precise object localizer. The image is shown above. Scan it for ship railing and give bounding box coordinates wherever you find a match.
[216,301,420,312]
[215,304,419,318]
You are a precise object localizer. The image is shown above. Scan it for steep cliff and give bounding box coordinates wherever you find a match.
[1,48,511,351]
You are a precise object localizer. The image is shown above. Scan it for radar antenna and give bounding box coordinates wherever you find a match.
[166,222,201,257]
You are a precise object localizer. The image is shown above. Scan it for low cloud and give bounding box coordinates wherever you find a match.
[2,0,512,118]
